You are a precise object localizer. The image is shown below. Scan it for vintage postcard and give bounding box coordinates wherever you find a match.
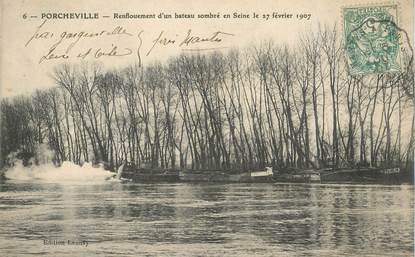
[0,0,414,256]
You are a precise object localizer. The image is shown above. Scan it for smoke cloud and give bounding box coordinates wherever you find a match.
[4,144,115,183]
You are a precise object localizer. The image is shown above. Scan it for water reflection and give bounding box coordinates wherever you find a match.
[0,181,412,256]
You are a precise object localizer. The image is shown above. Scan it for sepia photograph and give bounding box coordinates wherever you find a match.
[0,0,414,256]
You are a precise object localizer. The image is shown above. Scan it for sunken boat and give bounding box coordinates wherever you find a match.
[319,167,401,184]
[272,166,401,184]
[118,162,180,182]
[273,169,321,183]
[179,167,274,183]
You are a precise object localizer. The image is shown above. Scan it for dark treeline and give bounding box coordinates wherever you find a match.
[1,27,414,172]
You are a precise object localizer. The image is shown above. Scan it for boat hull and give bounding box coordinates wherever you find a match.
[320,168,401,184]
[122,169,180,182]
[274,173,321,183]
[179,171,252,183]
[179,168,274,183]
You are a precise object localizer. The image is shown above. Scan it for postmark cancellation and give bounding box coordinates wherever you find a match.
[343,4,403,75]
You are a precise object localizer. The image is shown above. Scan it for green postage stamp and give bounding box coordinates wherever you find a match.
[343,5,401,75]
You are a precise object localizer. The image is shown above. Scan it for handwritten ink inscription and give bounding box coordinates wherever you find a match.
[25,20,235,64]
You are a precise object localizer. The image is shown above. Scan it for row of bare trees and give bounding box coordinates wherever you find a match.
[1,27,414,172]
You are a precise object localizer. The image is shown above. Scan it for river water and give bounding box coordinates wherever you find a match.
[0,181,413,257]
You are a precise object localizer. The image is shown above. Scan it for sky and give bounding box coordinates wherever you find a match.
[0,0,413,97]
